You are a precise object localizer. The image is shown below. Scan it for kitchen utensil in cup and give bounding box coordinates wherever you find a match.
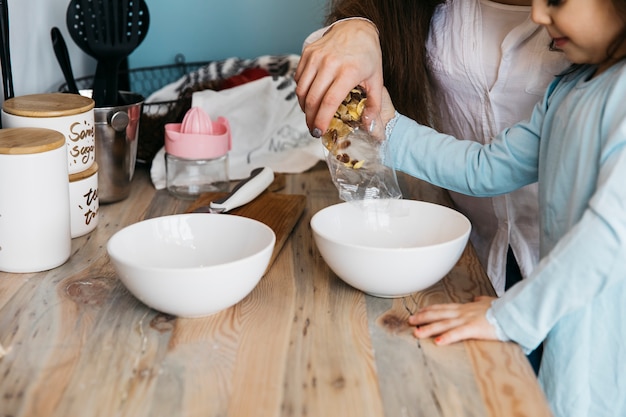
[66,0,150,106]
[1,93,95,175]
[86,89,143,204]
[51,27,79,94]
[0,0,14,102]
[0,128,72,273]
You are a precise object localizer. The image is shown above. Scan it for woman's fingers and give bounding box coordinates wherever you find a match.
[294,52,313,112]
[296,46,351,134]
[294,19,382,135]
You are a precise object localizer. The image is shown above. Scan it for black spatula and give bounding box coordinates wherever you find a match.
[66,0,149,106]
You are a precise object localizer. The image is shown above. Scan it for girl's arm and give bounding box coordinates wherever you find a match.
[406,70,626,353]
[385,102,545,197]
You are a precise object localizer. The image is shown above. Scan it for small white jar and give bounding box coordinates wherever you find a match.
[68,162,99,238]
[1,93,96,174]
[0,128,72,273]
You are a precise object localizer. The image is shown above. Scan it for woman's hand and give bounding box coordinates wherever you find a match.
[367,87,397,141]
[409,296,499,345]
[294,19,383,137]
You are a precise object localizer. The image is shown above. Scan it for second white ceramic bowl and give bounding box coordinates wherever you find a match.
[107,213,276,317]
[310,199,471,298]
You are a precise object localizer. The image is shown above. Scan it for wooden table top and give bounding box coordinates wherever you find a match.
[0,162,552,417]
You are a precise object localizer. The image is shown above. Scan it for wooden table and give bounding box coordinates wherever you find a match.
[0,162,552,417]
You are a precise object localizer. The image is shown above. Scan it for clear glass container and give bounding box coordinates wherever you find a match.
[165,153,229,199]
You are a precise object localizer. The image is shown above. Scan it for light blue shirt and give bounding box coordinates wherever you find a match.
[387,62,626,417]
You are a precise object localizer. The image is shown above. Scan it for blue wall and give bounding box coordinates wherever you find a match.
[130,0,328,67]
[4,0,327,96]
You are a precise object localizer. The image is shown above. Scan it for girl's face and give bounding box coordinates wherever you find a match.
[532,0,626,75]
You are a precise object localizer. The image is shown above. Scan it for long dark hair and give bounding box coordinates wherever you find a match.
[326,0,444,127]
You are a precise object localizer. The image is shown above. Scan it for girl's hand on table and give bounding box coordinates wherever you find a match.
[408,296,499,345]
[295,19,383,137]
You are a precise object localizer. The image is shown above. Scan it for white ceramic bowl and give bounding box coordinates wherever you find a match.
[310,199,471,298]
[107,213,276,317]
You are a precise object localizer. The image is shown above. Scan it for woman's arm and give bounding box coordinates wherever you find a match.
[295,19,383,136]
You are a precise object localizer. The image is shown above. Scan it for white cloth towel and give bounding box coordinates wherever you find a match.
[150,69,323,186]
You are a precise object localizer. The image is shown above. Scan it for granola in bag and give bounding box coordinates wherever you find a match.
[322,86,402,201]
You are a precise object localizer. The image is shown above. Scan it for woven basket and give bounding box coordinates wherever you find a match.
[64,61,210,164]
[62,55,300,165]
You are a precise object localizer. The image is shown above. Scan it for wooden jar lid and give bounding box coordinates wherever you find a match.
[69,162,99,182]
[0,128,66,155]
[2,93,94,118]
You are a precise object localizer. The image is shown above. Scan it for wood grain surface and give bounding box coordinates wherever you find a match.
[185,188,306,271]
[0,163,553,417]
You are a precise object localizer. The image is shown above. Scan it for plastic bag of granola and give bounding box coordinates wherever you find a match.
[322,87,402,202]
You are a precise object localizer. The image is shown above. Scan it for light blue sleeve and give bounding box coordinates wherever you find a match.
[386,101,546,197]
[491,96,626,352]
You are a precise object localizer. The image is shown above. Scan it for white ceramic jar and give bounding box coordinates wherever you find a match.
[1,93,96,174]
[0,128,72,273]
[68,162,99,238]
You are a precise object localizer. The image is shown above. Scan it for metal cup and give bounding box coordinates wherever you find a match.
[87,90,144,203]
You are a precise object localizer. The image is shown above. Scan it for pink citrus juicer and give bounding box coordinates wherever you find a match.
[164,107,231,159]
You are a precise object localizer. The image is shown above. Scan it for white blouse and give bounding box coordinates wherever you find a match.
[427,0,569,294]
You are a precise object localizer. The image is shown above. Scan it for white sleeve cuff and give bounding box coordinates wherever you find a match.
[385,111,401,141]
[303,17,379,49]
[486,305,512,342]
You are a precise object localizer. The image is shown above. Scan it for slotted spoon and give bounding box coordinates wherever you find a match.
[66,0,149,106]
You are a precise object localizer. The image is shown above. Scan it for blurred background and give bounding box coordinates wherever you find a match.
[7,0,327,96]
